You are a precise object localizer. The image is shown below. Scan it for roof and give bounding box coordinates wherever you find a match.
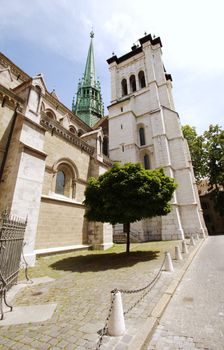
[107,34,162,65]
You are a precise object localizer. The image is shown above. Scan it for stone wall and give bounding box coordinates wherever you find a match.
[36,197,87,249]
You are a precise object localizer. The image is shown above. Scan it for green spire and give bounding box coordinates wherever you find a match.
[72,31,104,127]
[83,30,96,86]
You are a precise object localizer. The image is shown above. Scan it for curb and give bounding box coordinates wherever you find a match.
[128,238,206,350]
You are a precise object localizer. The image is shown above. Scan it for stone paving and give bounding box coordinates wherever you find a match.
[145,236,224,350]
[0,240,202,350]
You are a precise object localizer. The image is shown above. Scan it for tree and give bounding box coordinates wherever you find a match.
[203,124,224,189]
[203,125,224,216]
[183,123,224,216]
[84,163,177,253]
[182,124,206,181]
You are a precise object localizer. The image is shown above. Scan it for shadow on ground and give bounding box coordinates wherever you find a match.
[50,250,159,273]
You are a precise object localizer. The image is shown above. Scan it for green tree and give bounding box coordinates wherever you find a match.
[84,163,177,253]
[203,124,224,189]
[183,123,224,216]
[203,125,224,216]
[182,124,206,181]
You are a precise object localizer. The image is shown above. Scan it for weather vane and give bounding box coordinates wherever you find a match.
[90,27,94,38]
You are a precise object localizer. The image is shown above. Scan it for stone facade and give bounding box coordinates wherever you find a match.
[107,34,207,241]
[0,32,208,265]
[0,52,113,266]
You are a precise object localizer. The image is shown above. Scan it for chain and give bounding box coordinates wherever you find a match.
[123,266,162,315]
[119,255,166,294]
[95,256,166,349]
[96,290,117,350]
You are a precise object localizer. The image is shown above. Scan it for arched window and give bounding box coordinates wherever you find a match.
[55,171,65,195]
[139,127,146,146]
[138,71,146,88]
[130,75,136,92]
[144,154,150,170]
[121,79,128,96]
[69,126,77,134]
[54,162,76,198]
[46,110,56,120]
[103,136,108,156]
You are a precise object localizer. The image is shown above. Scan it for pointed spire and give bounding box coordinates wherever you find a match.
[83,31,96,87]
[72,32,104,127]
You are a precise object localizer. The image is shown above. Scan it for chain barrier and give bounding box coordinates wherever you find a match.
[96,255,166,349]
[96,290,116,350]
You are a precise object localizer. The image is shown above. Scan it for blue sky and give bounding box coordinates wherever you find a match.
[1,0,224,134]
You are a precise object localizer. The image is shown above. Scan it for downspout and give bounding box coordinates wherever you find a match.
[0,103,19,182]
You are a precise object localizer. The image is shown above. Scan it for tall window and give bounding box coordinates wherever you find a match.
[103,136,108,156]
[55,171,65,195]
[144,154,150,170]
[138,71,146,88]
[99,136,102,155]
[54,162,76,198]
[121,79,128,96]
[130,75,136,92]
[139,127,146,146]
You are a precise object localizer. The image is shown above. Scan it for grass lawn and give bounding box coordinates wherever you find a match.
[19,240,180,281]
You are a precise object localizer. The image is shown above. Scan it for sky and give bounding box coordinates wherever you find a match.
[0,0,223,134]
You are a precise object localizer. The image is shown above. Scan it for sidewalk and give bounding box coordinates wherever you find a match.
[0,239,204,350]
[145,236,224,350]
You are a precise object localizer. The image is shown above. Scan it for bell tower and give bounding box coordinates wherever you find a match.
[107,33,207,240]
[73,31,104,127]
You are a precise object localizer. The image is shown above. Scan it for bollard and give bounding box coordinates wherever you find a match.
[195,234,199,241]
[182,240,188,254]
[164,252,174,272]
[107,291,125,336]
[175,246,183,261]
[190,236,195,246]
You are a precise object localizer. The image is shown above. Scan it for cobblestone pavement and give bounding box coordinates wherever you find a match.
[0,240,202,350]
[146,236,224,350]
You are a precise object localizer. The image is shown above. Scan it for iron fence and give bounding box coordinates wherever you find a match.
[0,211,27,319]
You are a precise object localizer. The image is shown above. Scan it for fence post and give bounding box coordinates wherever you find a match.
[107,291,125,336]
[182,240,188,254]
[175,246,183,261]
[164,252,174,272]
[190,236,195,246]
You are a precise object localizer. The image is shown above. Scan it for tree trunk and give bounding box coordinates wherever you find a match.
[126,222,130,254]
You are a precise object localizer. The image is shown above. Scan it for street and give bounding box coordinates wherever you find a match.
[145,236,224,350]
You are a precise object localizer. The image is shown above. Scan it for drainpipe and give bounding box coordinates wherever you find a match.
[0,103,19,182]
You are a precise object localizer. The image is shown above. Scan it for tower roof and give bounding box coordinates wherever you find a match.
[83,30,96,87]
[72,31,104,127]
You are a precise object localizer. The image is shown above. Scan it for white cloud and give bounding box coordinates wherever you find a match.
[0,0,223,131]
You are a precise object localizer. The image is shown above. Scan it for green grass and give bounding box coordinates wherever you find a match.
[19,241,180,281]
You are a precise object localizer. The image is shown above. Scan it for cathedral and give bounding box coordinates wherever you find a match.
[0,32,207,265]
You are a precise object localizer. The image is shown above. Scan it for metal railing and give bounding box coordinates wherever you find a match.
[0,211,27,320]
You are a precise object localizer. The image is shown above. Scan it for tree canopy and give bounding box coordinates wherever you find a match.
[182,124,207,181]
[84,163,177,252]
[182,123,224,216]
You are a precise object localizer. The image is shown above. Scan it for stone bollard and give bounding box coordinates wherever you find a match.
[175,246,183,261]
[107,291,125,336]
[164,252,174,272]
[190,236,195,246]
[182,240,188,254]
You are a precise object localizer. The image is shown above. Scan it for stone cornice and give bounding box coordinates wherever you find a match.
[41,194,85,207]
[20,142,47,159]
[0,84,24,111]
[0,52,30,82]
[40,114,94,155]
[44,91,92,131]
